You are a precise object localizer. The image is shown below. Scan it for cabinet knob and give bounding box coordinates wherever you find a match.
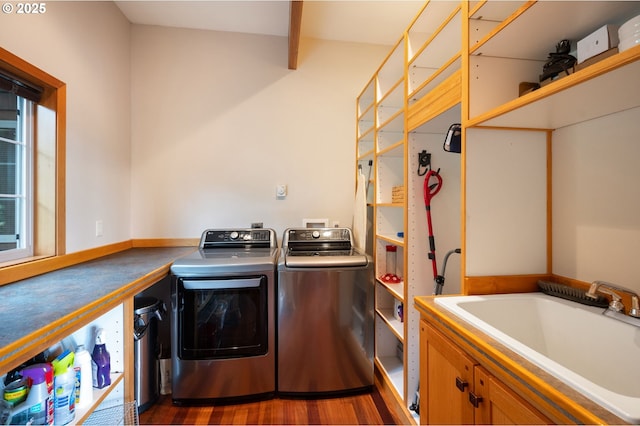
[455,377,468,392]
[469,391,484,408]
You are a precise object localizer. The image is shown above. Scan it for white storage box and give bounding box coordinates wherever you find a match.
[577,25,619,64]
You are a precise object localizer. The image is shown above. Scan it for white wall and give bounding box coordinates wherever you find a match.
[1,2,391,250]
[130,25,389,239]
[2,2,635,297]
[553,106,640,293]
[408,131,462,295]
[466,128,548,276]
[0,2,132,253]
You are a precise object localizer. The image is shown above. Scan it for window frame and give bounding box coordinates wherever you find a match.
[0,95,34,262]
[0,47,66,283]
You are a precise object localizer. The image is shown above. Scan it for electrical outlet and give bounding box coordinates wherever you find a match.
[95,220,103,237]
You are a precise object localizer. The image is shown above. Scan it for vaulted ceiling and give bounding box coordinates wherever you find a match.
[114,1,425,69]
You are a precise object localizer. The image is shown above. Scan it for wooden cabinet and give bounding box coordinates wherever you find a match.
[420,320,474,425]
[420,320,550,425]
[474,367,550,425]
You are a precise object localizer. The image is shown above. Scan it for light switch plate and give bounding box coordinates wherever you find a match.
[276,184,287,198]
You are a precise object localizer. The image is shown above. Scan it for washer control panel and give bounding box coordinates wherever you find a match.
[284,228,353,251]
[287,228,350,242]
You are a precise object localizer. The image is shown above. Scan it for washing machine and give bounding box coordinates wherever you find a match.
[277,227,374,396]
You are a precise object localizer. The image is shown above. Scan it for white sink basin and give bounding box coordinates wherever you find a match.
[434,292,640,423]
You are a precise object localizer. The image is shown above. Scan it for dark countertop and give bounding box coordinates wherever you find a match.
[0,246,195,374]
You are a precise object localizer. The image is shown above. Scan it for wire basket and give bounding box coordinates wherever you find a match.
[85,401,139,426]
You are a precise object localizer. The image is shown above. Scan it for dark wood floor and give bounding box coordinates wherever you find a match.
[139,388,402,425]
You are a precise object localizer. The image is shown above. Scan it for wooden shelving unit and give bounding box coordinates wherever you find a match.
[356,0,640,423]
[463,1,640,293]
[356,1,464,423]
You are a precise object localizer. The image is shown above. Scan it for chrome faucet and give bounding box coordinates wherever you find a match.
[586,281,640,325]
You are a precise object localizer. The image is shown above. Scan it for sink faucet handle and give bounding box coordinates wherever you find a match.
[629,296,640,318]
[587,280,640,317]
[598,288,625,312]
[587,281,625,312]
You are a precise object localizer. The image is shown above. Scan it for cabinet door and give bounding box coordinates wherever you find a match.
[473,366,551,425]
[421,321,475,425]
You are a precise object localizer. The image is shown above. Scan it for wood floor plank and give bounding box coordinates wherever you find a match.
[352,394,383,425]
[330,397,356,424]
[253,400,272,424]
[140,388,402,425]
[231,406,250,425]
[190,405,215,425]
[370,385,399,425]
[282,399,311,424]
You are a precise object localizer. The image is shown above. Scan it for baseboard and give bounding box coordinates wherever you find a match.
[132,238,198,247]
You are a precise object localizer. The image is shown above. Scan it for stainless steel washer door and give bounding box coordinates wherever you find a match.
[277,266,374,395]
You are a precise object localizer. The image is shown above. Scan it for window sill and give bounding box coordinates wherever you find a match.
[0,241,132,286]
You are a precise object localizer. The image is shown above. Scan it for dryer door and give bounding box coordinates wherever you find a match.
[177,276,268,359]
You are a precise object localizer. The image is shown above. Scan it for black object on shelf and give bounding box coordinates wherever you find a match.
[539,39,577,83]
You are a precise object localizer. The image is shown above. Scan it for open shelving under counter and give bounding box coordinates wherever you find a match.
[0,246,195,374]
[74,372,124,425]
[0,244,196,422]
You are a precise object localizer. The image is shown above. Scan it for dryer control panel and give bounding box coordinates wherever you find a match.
[200,228,276,248]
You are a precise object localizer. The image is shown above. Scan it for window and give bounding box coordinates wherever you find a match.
[0,47,65,279]
[0,91,33,262]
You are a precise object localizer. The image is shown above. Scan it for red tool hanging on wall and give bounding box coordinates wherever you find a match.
[418,150,443,293]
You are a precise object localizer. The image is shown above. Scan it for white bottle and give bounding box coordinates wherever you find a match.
[73,345,93,409]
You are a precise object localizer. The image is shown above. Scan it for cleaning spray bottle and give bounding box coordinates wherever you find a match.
[91,329,111,389]
[20,363,54,425]
[51,350,76,425]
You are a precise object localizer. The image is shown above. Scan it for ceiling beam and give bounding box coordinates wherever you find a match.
[288,0,303,70]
